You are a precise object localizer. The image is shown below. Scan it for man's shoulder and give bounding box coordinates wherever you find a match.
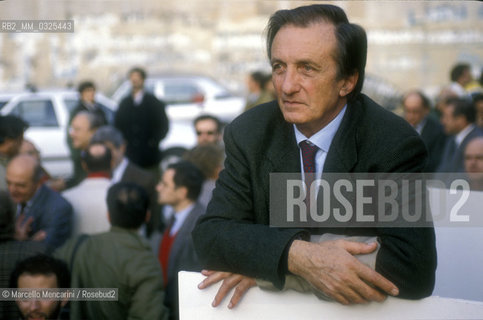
[355,94,420,142]
[143,92,165,106]
[122,162,156,185]
[468,125,483,138]
[228,101,284,138]
[63,179,110,197]
[39,185,71,207]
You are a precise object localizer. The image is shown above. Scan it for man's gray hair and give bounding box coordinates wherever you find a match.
[75,111,104,131]
[91,125,125,148]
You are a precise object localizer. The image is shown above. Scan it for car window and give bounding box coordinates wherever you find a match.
[11,99,58,127]
[0,101,8,110]
[163,83,202,105]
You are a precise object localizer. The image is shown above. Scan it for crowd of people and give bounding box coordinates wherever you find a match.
[0,3,482,320]
[0,65,225,319]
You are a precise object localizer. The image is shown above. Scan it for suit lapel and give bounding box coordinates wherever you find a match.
[265,99,361,174]
[323,99,360,173]
[167,204,203,281]
[266,115,300,173]
[120,162,132,181]
[27,185,48,230]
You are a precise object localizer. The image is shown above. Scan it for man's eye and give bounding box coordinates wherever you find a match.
[303,64,313,72]
[272,64,283,72]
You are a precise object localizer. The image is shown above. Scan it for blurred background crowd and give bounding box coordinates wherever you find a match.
[0,1,482,319]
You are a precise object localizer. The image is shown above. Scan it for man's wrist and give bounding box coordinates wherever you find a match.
[287,239,306,276]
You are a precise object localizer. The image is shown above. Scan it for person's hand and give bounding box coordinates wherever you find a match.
[32,230,47,241]
[14,213,34,241]
[47,178,66,192]
[288,239,399,305]
[198,270,256,309]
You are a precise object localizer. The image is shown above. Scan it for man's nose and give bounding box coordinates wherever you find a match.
[28,299,41,312]
[281,67,301,95]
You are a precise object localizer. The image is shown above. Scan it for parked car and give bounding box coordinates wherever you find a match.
[0,89,117,177]
[112,73,245,151]
[112,73,245,121]
[0,91,24,110]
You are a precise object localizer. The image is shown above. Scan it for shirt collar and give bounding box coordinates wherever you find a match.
[170,203,195,236]
[133,90,144,106]
[294,105,347,152]
[414,117,427,135]
[111,157,129,184]
[20,184,43,213]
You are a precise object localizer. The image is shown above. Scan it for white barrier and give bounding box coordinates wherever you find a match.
[179,271,483,320]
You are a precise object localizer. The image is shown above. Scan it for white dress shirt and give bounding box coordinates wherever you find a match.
[294,105,347,178]
[169,204,195,236]
[111,157,129,185]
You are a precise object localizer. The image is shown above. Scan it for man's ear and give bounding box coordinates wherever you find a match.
[339,71,359,98]
[176,186,188,200]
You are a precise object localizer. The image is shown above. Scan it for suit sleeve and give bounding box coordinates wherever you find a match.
[145,95,169,144]
[192,124,307,289]
[374,135,437,299]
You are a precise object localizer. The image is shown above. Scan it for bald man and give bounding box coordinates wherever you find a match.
[6,155,73,252]
[465,137,483,191]
[402,91,446,172]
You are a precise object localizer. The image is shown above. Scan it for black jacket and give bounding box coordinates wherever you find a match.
[193,94,437,299]
[114,92,169,168]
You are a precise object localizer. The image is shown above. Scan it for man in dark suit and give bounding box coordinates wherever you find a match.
[114,67,169,180]
[156,161,204,319]
[193,4,436,308]
[438,97,483,172]
[6,154,73,252]
[90,125,161,236]
[0,190,46,320]
[402,90,446,172]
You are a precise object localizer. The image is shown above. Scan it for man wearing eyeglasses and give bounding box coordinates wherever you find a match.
[193,115,223,146]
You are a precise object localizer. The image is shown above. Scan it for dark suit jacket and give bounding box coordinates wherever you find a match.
[420,116,446,172]
[164,203,204,320]
[114,92,169,168]
[120,162,161,235]
[438,125,483,172]
[26,184,73,252]
[193,94,437,299]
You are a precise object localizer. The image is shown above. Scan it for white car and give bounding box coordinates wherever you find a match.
[0,91,24,110]
[112,74,246,151]
[1,89,117,177]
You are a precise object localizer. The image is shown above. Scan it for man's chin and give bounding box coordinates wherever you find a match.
[281,113,308,126]
[24,312,48,320]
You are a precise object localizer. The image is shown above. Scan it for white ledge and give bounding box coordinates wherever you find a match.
[179,271,483,320]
